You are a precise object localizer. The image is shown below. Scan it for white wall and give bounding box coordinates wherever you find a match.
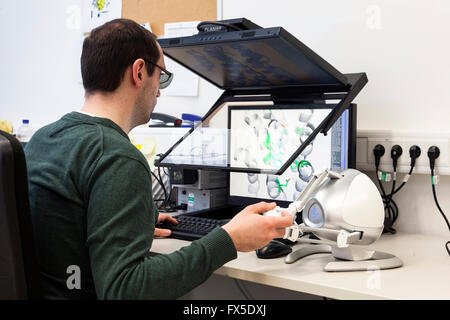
[0,0,222,132]
[223,0,450,133]
[0,0,85,131]
[3,1,449,133]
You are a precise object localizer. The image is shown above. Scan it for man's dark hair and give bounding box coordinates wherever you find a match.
[81,18,160,94]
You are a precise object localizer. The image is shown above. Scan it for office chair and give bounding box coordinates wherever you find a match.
[0,130,42,299]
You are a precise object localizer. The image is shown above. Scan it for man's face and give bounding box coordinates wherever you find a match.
[136,45,164,124]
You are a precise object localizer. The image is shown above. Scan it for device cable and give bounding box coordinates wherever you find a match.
[151,154,176,211]
[427,146,450,256]
[389,165,413,196]
[157,165,171,208]
[389,146,421,196]
[383,146,421,231]
[384,145,403,228]
[375,169,396,233]
[373,144,398,233]
[431,181,450,256]
[374,145,422,234]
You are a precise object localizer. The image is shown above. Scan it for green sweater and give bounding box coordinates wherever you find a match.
[25,112,237,299]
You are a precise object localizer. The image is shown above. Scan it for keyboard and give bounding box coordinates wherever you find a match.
[156,214,230,241]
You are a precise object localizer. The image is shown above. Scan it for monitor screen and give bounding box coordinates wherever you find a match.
[156,102,338,175]
[228,105,355,206]
[159,27,348,90]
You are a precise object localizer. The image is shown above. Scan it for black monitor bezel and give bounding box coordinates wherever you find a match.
[158,26,349,91]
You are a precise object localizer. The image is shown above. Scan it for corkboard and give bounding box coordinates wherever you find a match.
[122,0,217,36]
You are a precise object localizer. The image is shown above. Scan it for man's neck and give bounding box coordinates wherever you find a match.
[81,91,133,133]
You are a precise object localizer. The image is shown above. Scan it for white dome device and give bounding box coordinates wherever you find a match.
[263,168,403,271]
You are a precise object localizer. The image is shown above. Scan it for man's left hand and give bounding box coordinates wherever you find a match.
[154,214,178,237]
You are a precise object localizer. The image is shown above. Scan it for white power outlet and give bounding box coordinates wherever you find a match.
[356,130,450,175]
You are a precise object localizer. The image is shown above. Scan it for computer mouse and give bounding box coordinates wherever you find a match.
[255,239,293,259]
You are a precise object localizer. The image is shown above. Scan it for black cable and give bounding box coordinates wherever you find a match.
[373,145,425,235]
[163,189,172,208]
[427,146,450,256]
[375,166,398,234]
[379,179,398,233]
[384,174,396,219]
[155,154,172,208]
[382,145,402,231]
[160,166,176,209]
[377,149,417,234]
[390,166,414,196]
[153,158,180,212]
[391,146,420,196]
[430,169,450,256]
[385,174,400,225]
[381,184,400,233]
[390,199,399,224]
[383,143,419,220]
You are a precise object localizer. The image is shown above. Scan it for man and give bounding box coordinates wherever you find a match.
[25,18,292,299]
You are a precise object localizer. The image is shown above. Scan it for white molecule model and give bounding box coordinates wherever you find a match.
[240,109,317,201]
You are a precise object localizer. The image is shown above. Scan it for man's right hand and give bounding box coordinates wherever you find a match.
[222,202,293,252]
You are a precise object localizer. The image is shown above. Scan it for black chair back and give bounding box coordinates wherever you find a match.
[0,130,41,299]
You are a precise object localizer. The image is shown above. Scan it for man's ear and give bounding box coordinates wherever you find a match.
[131,59,146,87]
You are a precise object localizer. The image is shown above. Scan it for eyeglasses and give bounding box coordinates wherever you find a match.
[144,59,173,89]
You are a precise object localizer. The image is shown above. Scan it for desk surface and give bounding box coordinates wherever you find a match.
[151,232,450,300]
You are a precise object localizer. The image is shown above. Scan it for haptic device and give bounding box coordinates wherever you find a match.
[263,168,403,271]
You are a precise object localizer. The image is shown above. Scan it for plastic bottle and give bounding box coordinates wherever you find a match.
[16,119,34,147]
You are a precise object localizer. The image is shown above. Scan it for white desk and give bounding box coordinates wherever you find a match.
[151,232,450,300]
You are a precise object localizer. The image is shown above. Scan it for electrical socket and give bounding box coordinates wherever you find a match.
[356,130,450,175]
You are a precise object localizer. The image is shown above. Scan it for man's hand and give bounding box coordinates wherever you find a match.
[154,214,178,237]
[222,202,293,252]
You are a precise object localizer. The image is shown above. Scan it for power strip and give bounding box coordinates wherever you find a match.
[356,130,450,175]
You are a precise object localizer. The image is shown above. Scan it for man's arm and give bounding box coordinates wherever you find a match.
[85,155,236,299]
[86,153,292,299]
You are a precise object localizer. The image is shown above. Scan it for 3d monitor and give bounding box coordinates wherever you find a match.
[228,104,356,206]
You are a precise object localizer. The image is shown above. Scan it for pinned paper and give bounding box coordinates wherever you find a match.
[141,22,152,32]
[0,119,13,134]
[82,0,122,33]
[130,135,157,169]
